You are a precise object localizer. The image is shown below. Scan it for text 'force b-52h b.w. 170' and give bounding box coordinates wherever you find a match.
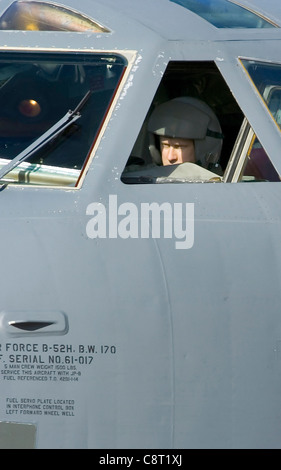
[0,0,281,449]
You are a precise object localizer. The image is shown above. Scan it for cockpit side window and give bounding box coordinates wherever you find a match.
[225,60,281,182]
[240,60,281,130]
[121,60,280,184]
[0,52,127,187]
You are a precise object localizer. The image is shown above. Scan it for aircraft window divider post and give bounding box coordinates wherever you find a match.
[236,129,257,182]
[223,118,254,182]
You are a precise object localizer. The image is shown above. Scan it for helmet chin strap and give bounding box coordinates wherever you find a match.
[148,141,162,165]
[205,152,217,164]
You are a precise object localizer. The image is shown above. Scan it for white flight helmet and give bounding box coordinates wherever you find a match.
[147,96,223,168]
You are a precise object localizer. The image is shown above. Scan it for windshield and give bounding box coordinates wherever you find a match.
[0,52,127,187]
[170,0,277,28]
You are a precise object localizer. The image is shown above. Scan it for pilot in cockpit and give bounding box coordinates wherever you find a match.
[148,96,223,173]
[123,96,224,182]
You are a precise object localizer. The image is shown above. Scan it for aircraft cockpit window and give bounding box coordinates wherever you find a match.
[240,60,281,130]
[230,59,281,182]
[170,0,277,28]
[122,60,280,185]
[0,1,110,32]
[0,52,127,187]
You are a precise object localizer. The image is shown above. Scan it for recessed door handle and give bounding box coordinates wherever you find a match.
[8,320,56,331]
[0,311,68,336]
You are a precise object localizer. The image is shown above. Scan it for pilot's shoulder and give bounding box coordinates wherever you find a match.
[122,162,222,182]
[166,162,222,181]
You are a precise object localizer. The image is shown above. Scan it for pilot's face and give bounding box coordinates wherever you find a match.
[160,136,195,166]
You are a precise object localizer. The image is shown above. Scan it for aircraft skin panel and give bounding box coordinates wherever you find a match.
[0,0,281,449]
[0,207,174,448]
